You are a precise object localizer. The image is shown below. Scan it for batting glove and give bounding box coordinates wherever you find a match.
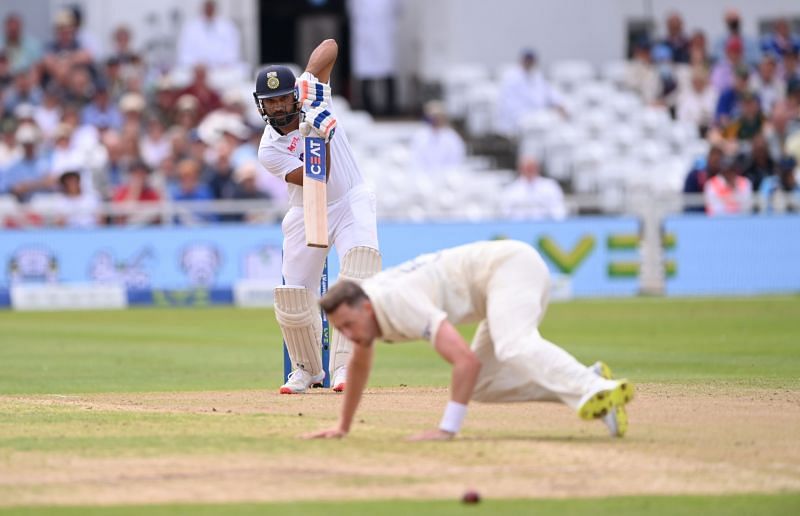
[300,106,337,142]
[295,78,332,109]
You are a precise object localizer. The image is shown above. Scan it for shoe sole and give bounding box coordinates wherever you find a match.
[594,361,630,437]
[578,380,635,421]
[610,405,628,436]
[279,379,325,394]
[332,383,345,392]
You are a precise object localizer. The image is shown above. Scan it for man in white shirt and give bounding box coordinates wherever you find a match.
[307,240,634,441]
[51,170,101,228]
[410,101,466,172]
[677,66,718,133]
[749,54,785,117]
[496,49,566,136]
[502,156,567,220]
[255,39,381,394]
[177,0,241,68]
[347,0,400,115]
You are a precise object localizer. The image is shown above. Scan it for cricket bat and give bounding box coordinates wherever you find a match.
[303,136,329,248]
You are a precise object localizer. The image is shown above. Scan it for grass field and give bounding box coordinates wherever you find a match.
[1,296,799,514]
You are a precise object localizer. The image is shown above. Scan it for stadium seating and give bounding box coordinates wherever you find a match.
[327,52,711,220]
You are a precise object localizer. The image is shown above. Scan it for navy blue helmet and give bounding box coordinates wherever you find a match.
[253,65,301,129]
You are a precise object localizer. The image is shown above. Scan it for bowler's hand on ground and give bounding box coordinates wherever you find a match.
[303,427,347,439]
[407,429,455,442]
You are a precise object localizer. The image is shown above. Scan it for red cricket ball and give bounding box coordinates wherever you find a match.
[461,489,481,504]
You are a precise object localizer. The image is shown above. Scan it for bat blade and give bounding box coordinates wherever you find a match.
[303,136,329,248]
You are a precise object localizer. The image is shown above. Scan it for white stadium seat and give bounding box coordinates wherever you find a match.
[573,81,616,109]
[639,106,672,138]
[519,109,562,137]
[572,142,611,194]
[608,91,643,122]
[465,83,500,137]
[549,60,595,92]
[599,60,629,88]
[576,108,615,139]
[442,63,492,119]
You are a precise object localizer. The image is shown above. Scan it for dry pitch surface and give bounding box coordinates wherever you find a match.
[2,383,799,506]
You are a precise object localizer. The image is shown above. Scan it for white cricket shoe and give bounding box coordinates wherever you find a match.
[332,366,346,392]
[279,369,325,394]
[589,361,630,438]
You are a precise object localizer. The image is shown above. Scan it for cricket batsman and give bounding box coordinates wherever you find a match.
[307,240,634,441]
[254,39,381,394]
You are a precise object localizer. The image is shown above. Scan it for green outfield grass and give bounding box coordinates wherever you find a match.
[1,494,799,516]
[1,296,799,514]
[1,296,798,395]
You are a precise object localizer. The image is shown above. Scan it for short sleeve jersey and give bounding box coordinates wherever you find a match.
[362,241,531,344]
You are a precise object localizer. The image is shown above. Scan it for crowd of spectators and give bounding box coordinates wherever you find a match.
[482,9,800,216]
[0,1,285,228]
[1,4,799,226]
[637,9,800,214]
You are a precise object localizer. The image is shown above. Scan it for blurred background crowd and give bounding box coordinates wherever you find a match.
[0,1,282,228]
[0,1,799,228]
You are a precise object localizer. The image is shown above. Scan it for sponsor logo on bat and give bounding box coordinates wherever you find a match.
[304,138,326,182]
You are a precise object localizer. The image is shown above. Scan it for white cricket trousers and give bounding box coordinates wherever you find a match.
[281,184,379,294]
[470,245,613,409]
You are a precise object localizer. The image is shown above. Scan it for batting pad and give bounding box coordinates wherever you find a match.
[274,286,323,376]
[339,246,382,281]
[330,246,382,372]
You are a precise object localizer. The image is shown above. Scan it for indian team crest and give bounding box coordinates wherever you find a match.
[267,71,280,90]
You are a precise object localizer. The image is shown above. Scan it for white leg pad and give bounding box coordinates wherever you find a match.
[274,286,323,376]
[339,246,382,281]
[330,246,382,373]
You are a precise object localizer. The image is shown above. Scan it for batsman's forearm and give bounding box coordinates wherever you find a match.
[305,39,338,84]
[338,344,373,432]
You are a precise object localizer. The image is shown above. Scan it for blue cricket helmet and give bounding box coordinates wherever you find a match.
[253,65,301,129]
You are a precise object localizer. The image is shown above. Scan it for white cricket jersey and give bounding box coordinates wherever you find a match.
[257,72,364,208]
[362,240,539,344]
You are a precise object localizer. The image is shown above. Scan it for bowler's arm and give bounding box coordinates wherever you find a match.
[433,321,481,405]
[304,340,373,439]
[337,341,374,433]
[407,321,481,441]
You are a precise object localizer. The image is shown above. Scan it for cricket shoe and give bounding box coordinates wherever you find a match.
[331,366,347,393]
[577,375,635,434]
[591,361,629,437]
[279,369,325,394]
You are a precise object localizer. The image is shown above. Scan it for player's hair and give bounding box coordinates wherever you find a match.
[319,280,368,314]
